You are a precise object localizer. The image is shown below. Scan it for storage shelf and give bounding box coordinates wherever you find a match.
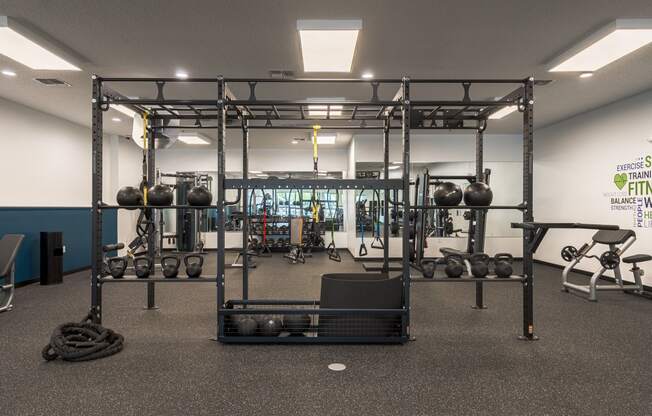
[411,275,525,283]
[99,205,213,209]
[100,276,217,283]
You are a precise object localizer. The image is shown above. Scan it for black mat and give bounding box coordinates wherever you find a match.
[2,252,651,415]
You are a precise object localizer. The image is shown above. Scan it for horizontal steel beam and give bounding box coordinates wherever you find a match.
[225,178,403,190]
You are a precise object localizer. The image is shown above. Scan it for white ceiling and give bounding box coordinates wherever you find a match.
[1,0,652,150]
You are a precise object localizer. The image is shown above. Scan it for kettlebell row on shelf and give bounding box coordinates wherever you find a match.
[107,253,204,279]
[419,253,515,278]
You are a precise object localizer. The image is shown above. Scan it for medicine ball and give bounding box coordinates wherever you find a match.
[116,186,143,208]
[187,186,212,206]
[463,182,493,206]
[283,314,311,335]
[236,317,258,336]
[147,184,173,206]
[433,182,463,206]
[259,317,283,337]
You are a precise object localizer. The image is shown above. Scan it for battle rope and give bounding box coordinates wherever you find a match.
[42,314,124,362]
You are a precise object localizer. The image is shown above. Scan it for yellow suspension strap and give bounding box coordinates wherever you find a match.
[311,125,321,222]
[142,111,150,205]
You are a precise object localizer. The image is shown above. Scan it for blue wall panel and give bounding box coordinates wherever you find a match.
[0,208,117,283]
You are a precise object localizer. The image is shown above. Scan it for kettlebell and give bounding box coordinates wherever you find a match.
[184,253,204,278]
[161,255,180,279]
[421,260,436,278]
[107,257,127,279]
[470,253,490,278]
[133,257,152,279]
[444,254,464,278]
[494,253,514,278]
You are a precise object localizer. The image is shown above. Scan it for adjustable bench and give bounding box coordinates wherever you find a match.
[0,234,25,313]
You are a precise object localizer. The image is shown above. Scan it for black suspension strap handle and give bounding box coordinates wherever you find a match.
[357,189,368,257]
[326,189,341,262]
[370,189,384,249]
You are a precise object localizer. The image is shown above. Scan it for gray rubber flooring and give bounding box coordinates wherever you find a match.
[2,252,652,416]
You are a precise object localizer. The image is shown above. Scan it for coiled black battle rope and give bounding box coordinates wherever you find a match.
[41,314,124,362]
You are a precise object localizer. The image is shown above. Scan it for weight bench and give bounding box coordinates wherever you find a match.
[561,228,644,301]
[0,234,25,313]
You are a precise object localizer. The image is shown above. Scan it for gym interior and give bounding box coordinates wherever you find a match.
[2,2,652,415]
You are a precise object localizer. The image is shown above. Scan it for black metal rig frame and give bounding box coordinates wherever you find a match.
[90,75,540,343]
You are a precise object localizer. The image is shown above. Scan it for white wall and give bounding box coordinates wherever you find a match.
[535,89,652,285]
[0,96,107,206]
[155,147,348,173]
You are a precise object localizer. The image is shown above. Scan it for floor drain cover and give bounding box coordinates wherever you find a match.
[328,363,346,371]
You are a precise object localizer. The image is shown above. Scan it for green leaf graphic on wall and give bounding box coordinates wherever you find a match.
[613,173,627,190]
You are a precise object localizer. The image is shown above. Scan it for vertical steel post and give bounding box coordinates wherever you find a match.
[520,77,537,340]
[145,115,157,310]
[473,129,487,309]
[90,75,103,324]
[216,77,227,338]
[382,118,390,273]
[241,119,249,301]
[401,77,411,340]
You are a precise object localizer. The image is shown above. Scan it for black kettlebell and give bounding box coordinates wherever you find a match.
[494,253,514,278]
[470,253,490,278]
[421,260,436,278]
[107,257,127,279]
[161,255,180,279]
[444,254,464,278]
[133,257,152,279]
[184,253,204,278]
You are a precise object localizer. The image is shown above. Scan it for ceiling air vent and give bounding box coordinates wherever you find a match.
[33,78,72,87]
[269,70,295,79]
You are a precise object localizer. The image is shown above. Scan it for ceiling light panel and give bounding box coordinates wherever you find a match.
[0,16,80,71]
[297,19,362,72]
[549,19,652,72]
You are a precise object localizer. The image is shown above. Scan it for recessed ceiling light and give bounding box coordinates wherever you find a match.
[291,140,299,144]
[175,70,189,79]
[388,165,401,170]
[177,133,210,145]
[0,16,81,70]
[579,72,594,78]
[250,170,262,174]
[111,117,122,122]
[111,104,136,118]
[297,19,362,72]
[315,134,336,145]
[549,19,652,72]
[2,69,16,77]
[361,72,374,79]
[488,106,518,120]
